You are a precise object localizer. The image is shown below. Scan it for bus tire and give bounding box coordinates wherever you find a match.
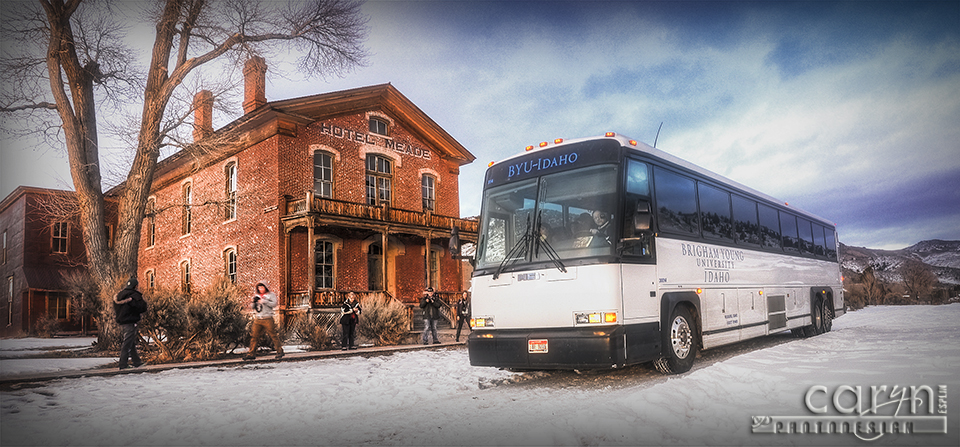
[819,298,833,333]
[803,296,829,337]
[655,305,698,374]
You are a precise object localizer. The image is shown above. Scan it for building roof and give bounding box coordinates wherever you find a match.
[144,83,475,193]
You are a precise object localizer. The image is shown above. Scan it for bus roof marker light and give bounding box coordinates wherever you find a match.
[488,161,495,167]
[605,132,616,137]
[525,145,535,152]
[696,288,703,295]
[554,138,564,144]
[539,141,549,148]
[629,140,638,146]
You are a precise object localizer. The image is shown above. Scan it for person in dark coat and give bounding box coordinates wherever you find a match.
[340,292,361,350]
[420,287,442,345]
[114,276,148,370]
[455,291,471,342]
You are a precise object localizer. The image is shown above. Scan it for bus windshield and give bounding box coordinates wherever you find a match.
[476,164,619,271]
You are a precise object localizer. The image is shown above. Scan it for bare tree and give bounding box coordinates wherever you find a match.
[861,265,886,305]
[900,260,938,302]
[1,0,367,345]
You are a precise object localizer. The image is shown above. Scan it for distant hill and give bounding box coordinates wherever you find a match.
[840,239,960,285]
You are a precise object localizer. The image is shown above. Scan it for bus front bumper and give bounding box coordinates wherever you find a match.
[467,323,659,370]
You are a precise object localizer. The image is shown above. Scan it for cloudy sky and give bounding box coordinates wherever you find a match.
[2,1,958,250]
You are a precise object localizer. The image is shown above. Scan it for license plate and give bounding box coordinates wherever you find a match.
[528,339,548,354]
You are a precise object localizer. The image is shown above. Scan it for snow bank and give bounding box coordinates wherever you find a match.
[1,305,957,446]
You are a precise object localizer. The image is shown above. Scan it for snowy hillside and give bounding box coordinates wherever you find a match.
[2,304,958,446]
[841,239,960,285]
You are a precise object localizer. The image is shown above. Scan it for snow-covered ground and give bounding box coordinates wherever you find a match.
[2,305,958,446]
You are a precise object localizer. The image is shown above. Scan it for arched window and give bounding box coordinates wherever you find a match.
[313,151,334,198]
[224,248,237,283]
[182,182,192,235]
[180,260,191,294]
[224,162,237,220]
[421,174,436,211]
[146,198,156,247]
[369,117,389,136]
[145,270,155,290]
[365,155,392,207]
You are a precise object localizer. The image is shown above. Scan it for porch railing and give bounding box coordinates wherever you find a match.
[284,195,478,234]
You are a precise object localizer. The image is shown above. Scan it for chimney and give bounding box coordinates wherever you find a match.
[192,90,213,142]
[243,56,267,114]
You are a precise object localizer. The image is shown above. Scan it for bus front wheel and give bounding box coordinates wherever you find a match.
[654,305,698,374]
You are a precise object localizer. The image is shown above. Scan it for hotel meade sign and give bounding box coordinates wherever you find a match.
[320,122,432,160]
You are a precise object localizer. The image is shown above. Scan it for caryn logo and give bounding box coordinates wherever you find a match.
[752,384,948,441]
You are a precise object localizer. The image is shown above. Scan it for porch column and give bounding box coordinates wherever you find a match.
[424,230,432,288]
[307,223,315,306]
[381,228,389,293]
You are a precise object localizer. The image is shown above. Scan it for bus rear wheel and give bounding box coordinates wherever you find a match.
[802,296,833,337]
[654,306,698,374]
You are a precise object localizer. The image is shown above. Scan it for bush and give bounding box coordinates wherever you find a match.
[140,277,248,362]
[34,314,61,338]
[357,293,410,346]
[290,313,333,351]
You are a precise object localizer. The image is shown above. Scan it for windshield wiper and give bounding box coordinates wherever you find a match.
[534,210,567,274]
[493,215,532,280]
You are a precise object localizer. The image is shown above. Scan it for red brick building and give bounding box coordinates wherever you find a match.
[138,58,477,322]
[0,187,99,336]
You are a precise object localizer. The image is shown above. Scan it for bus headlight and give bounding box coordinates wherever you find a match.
[575,312,617,325]
[471,317,495,328]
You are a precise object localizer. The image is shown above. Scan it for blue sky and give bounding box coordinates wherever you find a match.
[2,1,958,250]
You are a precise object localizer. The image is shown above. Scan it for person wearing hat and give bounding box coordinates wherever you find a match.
[419,287,442,345]
[114,276,148,370]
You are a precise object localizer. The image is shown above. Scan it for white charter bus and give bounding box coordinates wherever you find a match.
[466,133,843,374]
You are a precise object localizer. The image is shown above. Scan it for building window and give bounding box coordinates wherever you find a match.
[369,117,389,136]
[145,270,155,290]
[146,198,156,247]
[2,230,7,264]
[367,243,383,291]
[422,175,436,212]
[428,248,440,289]
[47,292,68,320]
[315,240,335,289]
[180,260,191,294]
[313,152,333,198]
[6,275,13,326]
[52,222,68,253]
[182,182,192,235]
[224,248,237,283]
[366,155,392,207]
[224,162,237,221]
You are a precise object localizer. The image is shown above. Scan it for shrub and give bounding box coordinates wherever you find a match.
[357,293,410,346]
[290,313,333,351]
[34,314,61,338]
[140,277,248,362]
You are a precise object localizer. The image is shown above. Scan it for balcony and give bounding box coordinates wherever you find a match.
[282,192,478,236]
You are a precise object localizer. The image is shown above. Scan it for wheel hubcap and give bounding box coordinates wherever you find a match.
[670,316,692,359]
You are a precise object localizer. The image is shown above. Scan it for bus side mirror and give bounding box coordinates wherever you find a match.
[633,200,652,233]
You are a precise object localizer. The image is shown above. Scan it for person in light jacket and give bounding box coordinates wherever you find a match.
[243,282,284,360]
[420,287,442,345]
